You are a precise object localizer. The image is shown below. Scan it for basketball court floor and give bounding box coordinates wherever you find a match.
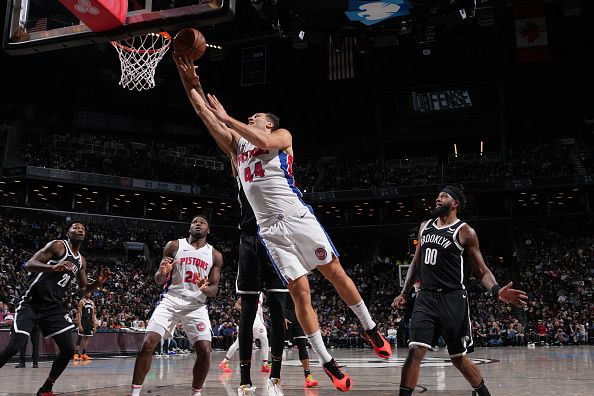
[1,346,592,395]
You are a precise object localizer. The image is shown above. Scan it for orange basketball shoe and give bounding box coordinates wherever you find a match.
[218,361,232,373]
[322,359,351,391]
[361,326,392,359]
[304,374,319,388]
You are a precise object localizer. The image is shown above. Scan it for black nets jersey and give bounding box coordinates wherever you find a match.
[418,219,467,290]
[20,240,82,308]
[236,176,258,234]
[81,299,94,319]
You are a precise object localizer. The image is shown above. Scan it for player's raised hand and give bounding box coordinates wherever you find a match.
[497,282,528,307]
[53,261,75,272]
[174,56,199,85]
[205,94,230,123]
[392,293,407,309]
[159,257,175,275]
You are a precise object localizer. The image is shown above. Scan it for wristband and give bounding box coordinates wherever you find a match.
[491,284,501,298]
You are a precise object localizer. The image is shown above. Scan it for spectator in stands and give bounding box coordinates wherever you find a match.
[574,323,587,344]
[0,314,14,329]
[536,320,549,345]
[174,323,192,352]
[552,328,569,346]
[488,322,503,347]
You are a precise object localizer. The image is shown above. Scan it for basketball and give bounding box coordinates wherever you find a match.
[173,28,206,61]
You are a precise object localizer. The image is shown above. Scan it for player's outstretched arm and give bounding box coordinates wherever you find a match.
[392,221,427,309]
[25,240,72,272]
[460,225,528,307]
[206,94,292,151]
[174,56,239,156]
[155,240,179,284]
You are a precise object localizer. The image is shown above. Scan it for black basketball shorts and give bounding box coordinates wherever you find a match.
[14,302,75,338]
[409,289,474,357]
[236,233,288,294]
[78,318,94,336]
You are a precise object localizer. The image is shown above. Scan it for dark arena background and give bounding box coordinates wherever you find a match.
[0,1,592,395]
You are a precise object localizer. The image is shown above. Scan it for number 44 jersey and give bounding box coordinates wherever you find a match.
[21,240,81,308]
[236,137,305,225]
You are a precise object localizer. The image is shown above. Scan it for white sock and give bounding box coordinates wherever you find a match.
[130,385,142,396]
[191,387,202,396]
[349,300,376,331]
[306,330,333,364]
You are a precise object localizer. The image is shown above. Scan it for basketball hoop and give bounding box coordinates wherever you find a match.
[111,32,171,91]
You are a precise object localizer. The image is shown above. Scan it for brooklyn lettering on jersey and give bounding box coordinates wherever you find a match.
[236,147,269,165]
[179,256,209,270]
[421,234,452,249]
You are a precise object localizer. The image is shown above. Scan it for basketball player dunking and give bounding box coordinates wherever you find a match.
[392,186,528,395]
[176,57,392,392]
[130,215,222,396]
[0,221,111,396]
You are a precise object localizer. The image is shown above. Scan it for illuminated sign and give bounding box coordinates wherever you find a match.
[345,1,412,26]
[412,89,473,113]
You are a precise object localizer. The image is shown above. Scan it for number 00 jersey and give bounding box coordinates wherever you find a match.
[160,239,214,304]
[236,137,304,225]
[419,219,467,291]
[19,240,82,308]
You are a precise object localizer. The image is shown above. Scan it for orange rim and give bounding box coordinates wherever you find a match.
[111,31,171,54]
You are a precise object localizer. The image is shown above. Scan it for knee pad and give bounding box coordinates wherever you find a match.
[294,337,309,361]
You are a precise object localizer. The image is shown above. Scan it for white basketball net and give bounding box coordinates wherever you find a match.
[111,32,171,91]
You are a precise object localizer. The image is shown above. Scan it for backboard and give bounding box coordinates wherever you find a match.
[3,0,235,55]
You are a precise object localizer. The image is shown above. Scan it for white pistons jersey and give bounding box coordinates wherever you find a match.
[236,137,305,224]
[160,239,214,304]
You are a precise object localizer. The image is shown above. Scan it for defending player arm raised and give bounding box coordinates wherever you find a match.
[155,240,179,285]
[459,224,528,307]
[392,221,427,309]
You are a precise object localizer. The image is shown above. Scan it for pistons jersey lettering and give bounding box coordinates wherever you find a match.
[160,239,214,303]
[178,256,209,270]
[236,137,305,224]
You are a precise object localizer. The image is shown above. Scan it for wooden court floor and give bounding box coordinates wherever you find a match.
[1,346,592,395]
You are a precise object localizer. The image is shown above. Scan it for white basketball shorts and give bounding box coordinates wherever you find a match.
[257,205,339,284]
[147,295,211,343]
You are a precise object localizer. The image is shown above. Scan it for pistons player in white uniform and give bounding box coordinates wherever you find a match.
[175,57,392,393]
[130,215,223,396]
[219,293,269,371]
